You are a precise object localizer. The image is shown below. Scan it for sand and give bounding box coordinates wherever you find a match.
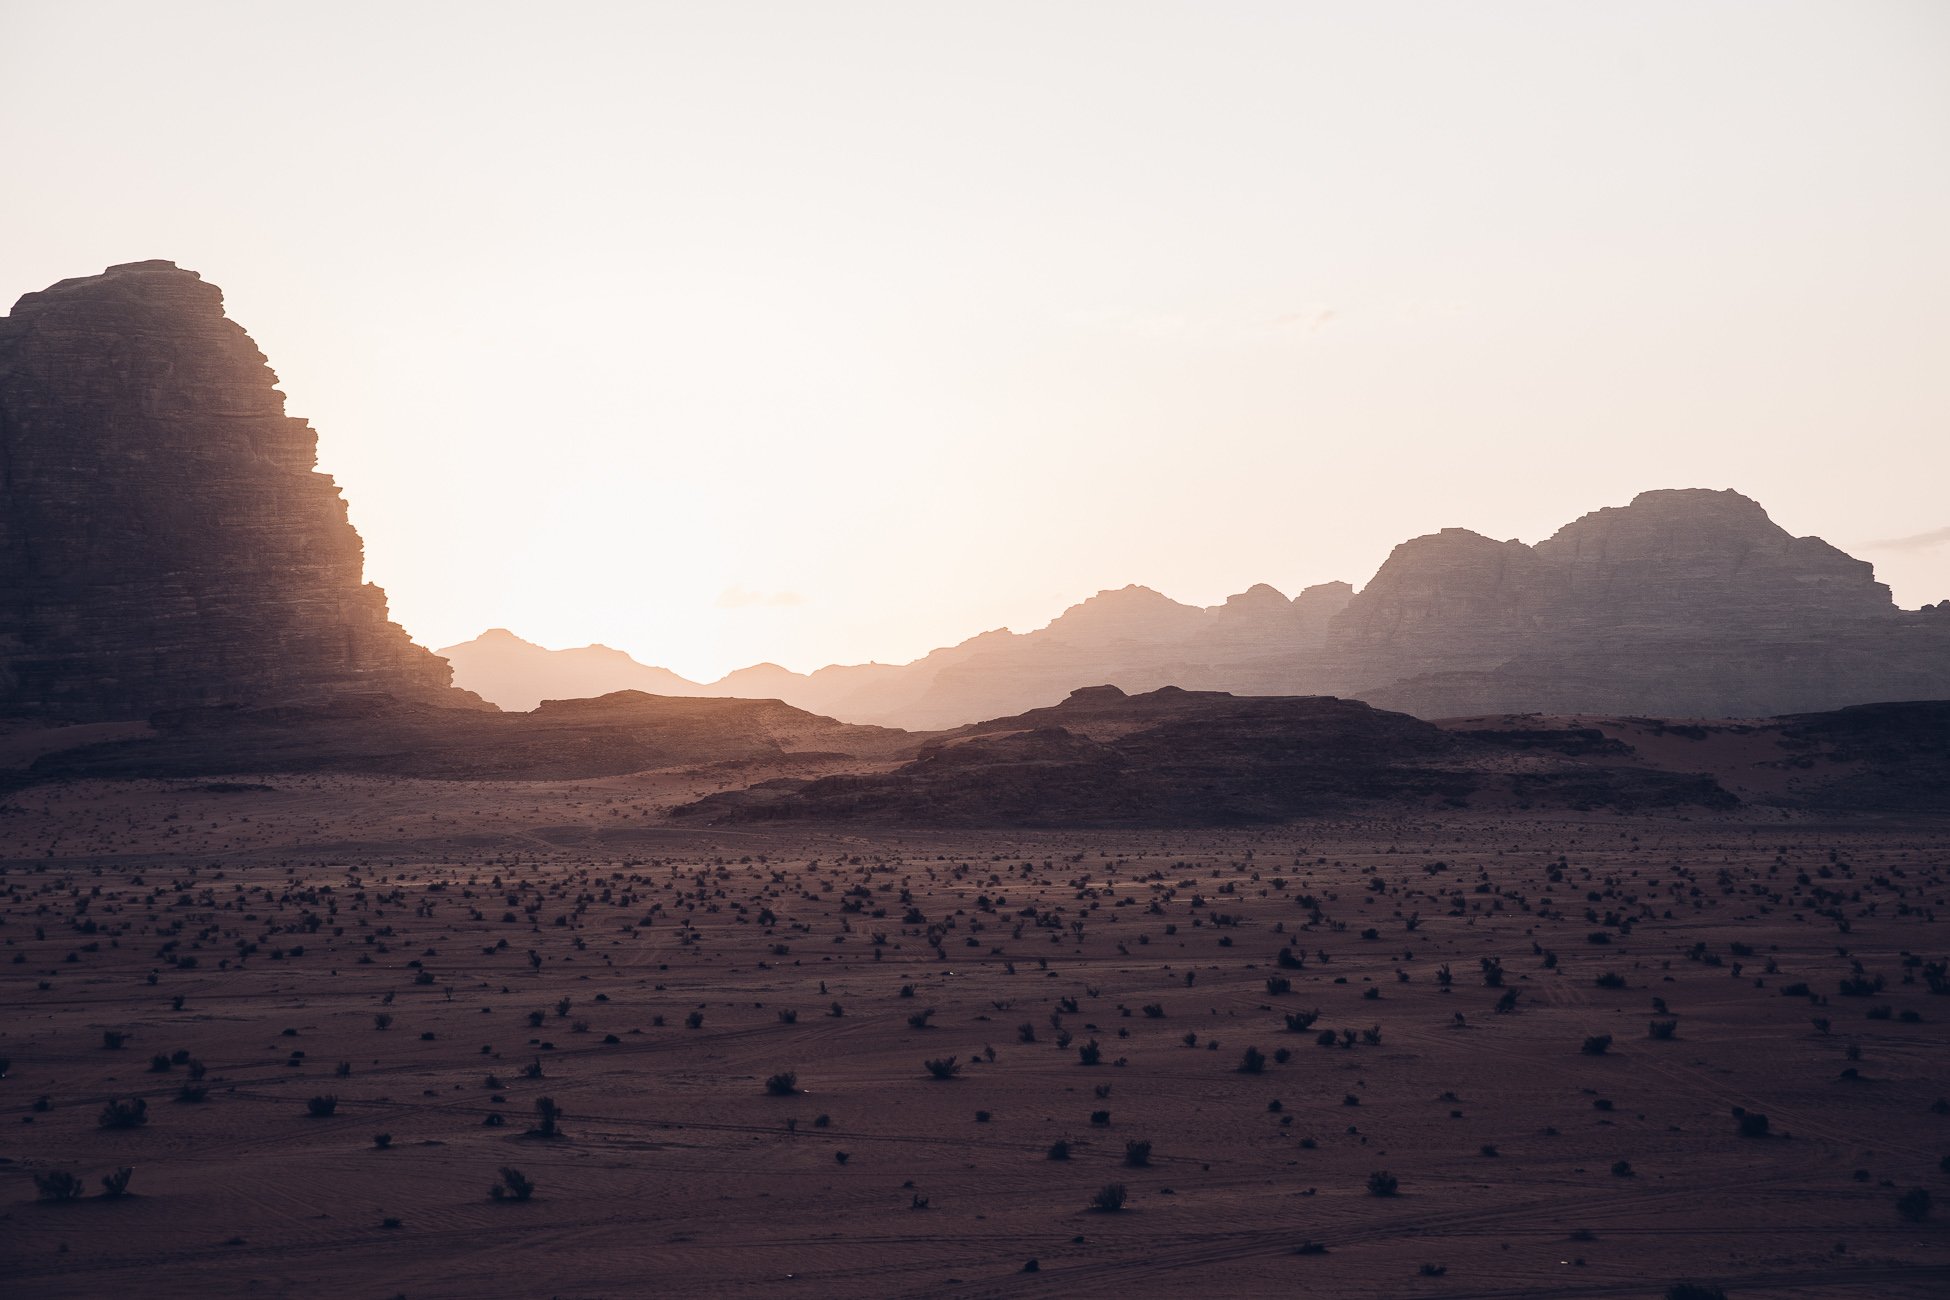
[3,774,1947,1298]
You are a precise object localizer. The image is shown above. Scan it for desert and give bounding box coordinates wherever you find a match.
[3,745,1947,1296]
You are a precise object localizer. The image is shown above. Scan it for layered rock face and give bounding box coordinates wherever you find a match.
[0,261,478,719]
[1336,489,1946,716]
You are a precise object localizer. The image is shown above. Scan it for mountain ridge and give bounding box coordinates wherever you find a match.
[443,489,1949,727]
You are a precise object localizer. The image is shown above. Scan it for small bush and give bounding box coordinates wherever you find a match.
[1649,1019,1678,1040]
[1366,1170,1399,1197]
[305,1095,338,1118]
[907,1008,935,1029]
[490,1166,535,1201]
[529,1096,563,1138]
[766,1072,798,1096]
[1734,1109,1770,1139]
[100,1167,134,1198]
[1239,1046,1267,1073]
[1665,1286,1728,1300]
[685,1010,705,1029]
[1611,1160,1633,1177]
[1580,1034,1613,1056]
[1089,1183,1128,1212]
[98,1098,148,1129]
[1419,1263,1447,1277]
[1078,1039,1102,1066]
[374,1132,393,1149]
[1284,1009,1320,1032]
[35,1170,85,1201]
[1896,1187,1932,1222]
[1595,972,1626,990]
[924,1056,962,1080]
[1047,1139,1071,1160]
[1124,1139,1152,1167]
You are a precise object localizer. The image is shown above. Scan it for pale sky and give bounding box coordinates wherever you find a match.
[3,1,1946,680]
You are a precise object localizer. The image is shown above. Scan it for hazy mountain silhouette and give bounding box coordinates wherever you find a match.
[446,490,1949,726]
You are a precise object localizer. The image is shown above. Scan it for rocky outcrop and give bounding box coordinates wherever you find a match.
[0,261,481,719]
[1334,489,1946,716]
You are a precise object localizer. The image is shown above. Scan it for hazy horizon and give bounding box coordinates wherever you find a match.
[4,1,1946,679]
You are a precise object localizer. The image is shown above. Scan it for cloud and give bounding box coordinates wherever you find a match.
[715,586,806,609]
[1862,526,1950,552]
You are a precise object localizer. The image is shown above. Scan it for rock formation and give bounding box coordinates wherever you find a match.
[0,261,481,720]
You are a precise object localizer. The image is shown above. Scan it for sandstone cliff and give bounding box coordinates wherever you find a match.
[0,261,482,720]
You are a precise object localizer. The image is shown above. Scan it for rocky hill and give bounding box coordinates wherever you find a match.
[672,685,1740,826]
[0,261,482,720]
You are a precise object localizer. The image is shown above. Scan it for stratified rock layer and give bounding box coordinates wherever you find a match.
[0,261,475,719]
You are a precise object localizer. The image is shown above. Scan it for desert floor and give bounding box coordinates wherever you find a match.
[2,773,1947,1298]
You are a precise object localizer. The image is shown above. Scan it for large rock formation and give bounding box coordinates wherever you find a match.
[1338,489,1947,717]
[0,261,480,719]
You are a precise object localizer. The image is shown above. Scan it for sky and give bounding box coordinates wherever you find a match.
[2,1,1947,681]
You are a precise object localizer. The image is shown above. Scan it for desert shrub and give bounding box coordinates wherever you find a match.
[1595,972,1626,990]
[99,1167,134,1198]
[1649,1019,1678,1040]
[924,1056,962,1080]
[1361,1025,1382,1046]
[1611,1160,1633,1177]
[1078,1039,1102,1066]
[148,1054,172,1073]
[778,1009,798,1024]
[529,1096,563,1137]
[1090,1110,1110,1126]
[1124,1139,1152,1167]
[1265,975,1292,996]
[1366,1170,1399,1197]
[1419,1263,1447,1277]
[98,1098,148,1129]
[766,1072,799,1096]
[1141,1003,1165,1018]
[907,1008,934,1029]
[1017,1022,1037,1043]
[373,1013,393,1030]
[1089,1183,1127,1212]
[1239,1046,1267,1073]
[175,1082,207,1104]
[1896,1187,1932,1222]
[490,1166,535,1201]
[306,1095,338,1118]
[1734,1108,1770,1138]
[102,1030,128,1050]
[374,1133,393,1149]
[685,1011,705,1029]
[1580,1034,1613,1056]
[1480,1144,1499,1157]
[35,1170,85,1201]
[1284,1009,1320,1032]
[1047,1139,1071,1160]
[1664,1286,1726,1300]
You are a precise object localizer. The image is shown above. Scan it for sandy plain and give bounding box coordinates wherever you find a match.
[2,770,1947,1298]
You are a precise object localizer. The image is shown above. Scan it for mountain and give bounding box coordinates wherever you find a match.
[447,490,1947,726]
[0,261,484,720]
[25,689,913,782]
[671,684,1740,826]
[437,628,708,711]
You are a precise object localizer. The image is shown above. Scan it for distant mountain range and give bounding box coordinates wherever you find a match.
[443,488,1950,726]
